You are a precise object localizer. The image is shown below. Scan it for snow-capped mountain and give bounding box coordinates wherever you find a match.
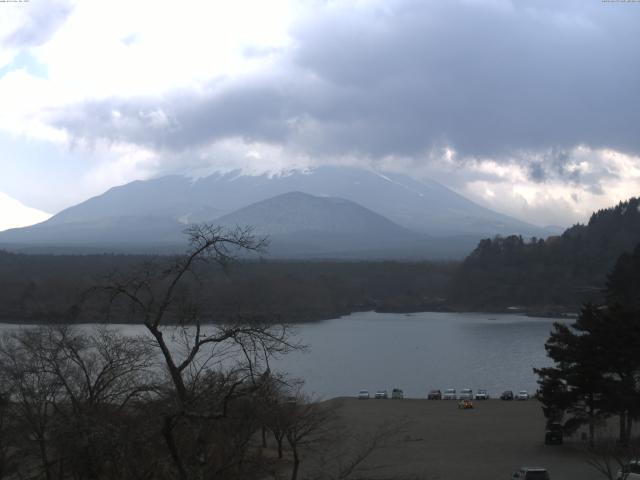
[0,166,551,258]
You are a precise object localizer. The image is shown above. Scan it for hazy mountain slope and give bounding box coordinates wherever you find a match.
[215,191,412,236]
[189,167,544,236]
[0,215,185,247]
[46,175,224,226]
[212,191,439,258]
[0,166,550,257]
[30,166,545,236]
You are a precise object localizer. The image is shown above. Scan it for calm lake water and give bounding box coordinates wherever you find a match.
[0,311,569,400]
[271,311,569,399]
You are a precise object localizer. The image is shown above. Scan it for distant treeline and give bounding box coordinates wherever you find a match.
[0,252,456,323]
[2,197,640,323]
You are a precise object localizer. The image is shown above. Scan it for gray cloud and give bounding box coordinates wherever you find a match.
[521,148,617,194]
[4,1,73,48]
[53,78,296,151]
[527,150,576,184]
[289,0,640,157]
[51,0,640,176]
[528,162,547,183]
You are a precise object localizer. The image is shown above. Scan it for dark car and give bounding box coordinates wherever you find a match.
[501,390,514,400]
[544,423,563,445]
[427,389,442,400]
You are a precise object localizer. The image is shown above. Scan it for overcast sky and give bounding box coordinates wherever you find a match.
[1,0,639,231]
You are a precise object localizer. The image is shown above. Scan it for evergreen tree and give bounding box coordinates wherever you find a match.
[535,303,609,445]
[535,244,640,444]
[603,245,640,444]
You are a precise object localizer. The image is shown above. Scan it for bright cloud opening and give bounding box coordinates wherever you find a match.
[0,192,51,232]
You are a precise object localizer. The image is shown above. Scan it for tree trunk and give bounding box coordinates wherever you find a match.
[619,411,628,446]
[277,435,284,459]
[588,393,595,448]
[57,453,65,480]
[147,327,188,403]
[38,436,52,480]
[162,416,189,480]
[290,447,300,480]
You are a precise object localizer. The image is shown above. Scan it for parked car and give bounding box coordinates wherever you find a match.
[391,388,404,399]
[617,459,640,479]
[357,390,370,399]
[544,423,563,445]
[458,388,473,400]
[374,390,388,399]
[475,389,489,400]
[427,389,442,400]
[516,390,530,401]
[501,390,514,400]
[443,388,457,400]
[511,467,550,479]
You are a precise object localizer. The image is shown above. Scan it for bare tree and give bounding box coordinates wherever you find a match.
[96,224,299,480]
[33,325,156,411]
[0,329,62,480]
[0,387,18,480]
[282,396,336,480]
[268,402,289,460]
[0,325,159,480]
[254,375,302,459]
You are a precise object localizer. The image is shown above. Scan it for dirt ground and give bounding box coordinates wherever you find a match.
[324,397,605,480]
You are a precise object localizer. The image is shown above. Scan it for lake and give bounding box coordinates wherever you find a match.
[0,311,569,400]
[271,311,569,399]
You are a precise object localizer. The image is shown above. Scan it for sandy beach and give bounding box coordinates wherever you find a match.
[325,398,604,480]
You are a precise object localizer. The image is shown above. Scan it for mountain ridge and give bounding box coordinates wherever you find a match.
[35,166,548,235]
[0,166,556,258]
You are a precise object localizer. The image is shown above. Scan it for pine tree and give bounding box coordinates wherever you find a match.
[535,244,640,444]
[535,303,609,445]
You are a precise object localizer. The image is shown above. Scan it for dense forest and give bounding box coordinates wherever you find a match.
[1,197,640,323]
[0,251,455,324]
[449,197,640,312]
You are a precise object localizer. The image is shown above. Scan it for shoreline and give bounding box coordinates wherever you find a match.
[0,307,578,326]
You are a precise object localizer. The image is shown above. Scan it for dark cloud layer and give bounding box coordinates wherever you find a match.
[52,0,640,177]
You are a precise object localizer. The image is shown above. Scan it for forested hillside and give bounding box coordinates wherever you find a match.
[0,251,455,323]
[449,197,640,311]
